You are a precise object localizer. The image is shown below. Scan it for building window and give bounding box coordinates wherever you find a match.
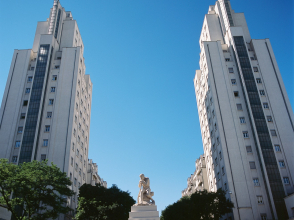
[27,76,33,82]
[77,91,79,97]
[72,143,75,151]
[217,172,220,180]
[225,58,230,62]
[25,88,30,94]
[20,113,26,119]
[222,166,225,175]
[75,163,78,171]
[79,168,81,176]
[231,79,236,85]
[263,103,269,109]
[236,104,242,110]
[49,99,54,105]
[283,177,290,185]
[12,156,18,163]
[79,123,81,130]
[228,68,234,73]
[219,151,222,160]
[233,91,239,97]
[80,155,82,162]
[78,80,80,86]
[51,87,56,92]
[246,146,252,153]
[71,157,73,166]
[18,127,23,134]
[74,178,77,186]
[41,154,46,161]
[270,130,277,136]
[249,162,256,169]
[253,178,260,186]
[253,67,259,72]
[256,78,262,84]
[73,129,76,136]
[85,147,87,155]
[52,75,57,81]
[76,149,79,156]
[83,173,85,180]
[55,65,60,69]
[15,141,21,148]
[240,117,245,124]
[23,100,28,106]
[43,139,48,147]
[259,90,265,96]
[267,116,272,122]
[279,160,285,168]
[215,157,218,165]
[84,160,86,167]
[243,131,249,138]
[257,196,263,204]
[47,112,52,118]
[261,214,267,220]
[70,172,72,180]
[224,182,227,191]
[45,125,50,132]
[274,145,281,152]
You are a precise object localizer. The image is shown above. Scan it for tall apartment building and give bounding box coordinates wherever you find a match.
[182,155,208,197]
[0,0,92,218]
[194,0,294,219]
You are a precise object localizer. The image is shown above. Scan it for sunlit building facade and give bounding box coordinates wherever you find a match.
[0,1,93,218]
[194,0,294,219]
[182,155,208,197]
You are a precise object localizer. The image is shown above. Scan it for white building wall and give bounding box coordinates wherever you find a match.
[0,1,93,217]
[194,1,293,219]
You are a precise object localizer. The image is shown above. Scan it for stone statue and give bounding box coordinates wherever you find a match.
[136,174,155,205]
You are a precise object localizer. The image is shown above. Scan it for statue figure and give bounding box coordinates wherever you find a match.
[137,174,155,205]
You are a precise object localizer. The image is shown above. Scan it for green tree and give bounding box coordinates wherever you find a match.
[161,189,234,220]
[75,184,135,220]
[0,159,74,220]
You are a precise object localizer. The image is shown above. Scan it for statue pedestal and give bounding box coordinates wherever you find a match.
[128,205,160,220]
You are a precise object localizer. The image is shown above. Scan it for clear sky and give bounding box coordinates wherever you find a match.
[0,0,293,214]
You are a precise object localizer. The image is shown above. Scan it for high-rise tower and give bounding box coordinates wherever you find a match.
[194,1,294,219]
[0,0,92,217]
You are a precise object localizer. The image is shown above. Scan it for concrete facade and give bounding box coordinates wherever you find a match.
[0,1,99,219]
[194,1,294,220]
[87,159,107,188]
[182,155,209,197]
[284,193,294,220]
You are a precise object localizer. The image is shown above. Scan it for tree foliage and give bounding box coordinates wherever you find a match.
[0,159,74,220]
[160,189,234,220]
[75,184,135,220]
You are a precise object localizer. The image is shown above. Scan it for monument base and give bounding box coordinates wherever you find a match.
[128,205,160,220]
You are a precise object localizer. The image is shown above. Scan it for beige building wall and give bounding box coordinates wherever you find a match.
[182,155,209,197]
[194,1,294,220]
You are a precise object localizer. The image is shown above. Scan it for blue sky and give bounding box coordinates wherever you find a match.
[0,0,293,214]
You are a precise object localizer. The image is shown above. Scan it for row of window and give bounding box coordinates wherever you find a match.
[12,154,46,163]
[228,66,259,74]
[27,75,58,83]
